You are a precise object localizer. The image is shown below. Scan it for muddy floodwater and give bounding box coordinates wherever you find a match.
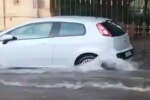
[0,38,150,100]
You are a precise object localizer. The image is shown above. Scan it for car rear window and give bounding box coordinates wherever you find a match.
[58,22,85,37]
[101,21,125,37]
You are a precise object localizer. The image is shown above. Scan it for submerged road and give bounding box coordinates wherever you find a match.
[0,69,150,100]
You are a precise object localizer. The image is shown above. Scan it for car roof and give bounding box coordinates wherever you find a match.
[29,16,110,24]
[0,16,110,35]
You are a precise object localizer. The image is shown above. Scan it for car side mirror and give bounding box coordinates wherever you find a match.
[0,35,17,44]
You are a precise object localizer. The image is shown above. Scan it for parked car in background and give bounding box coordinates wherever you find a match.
[0,16,133,68]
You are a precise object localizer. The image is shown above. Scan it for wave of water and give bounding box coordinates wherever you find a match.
[0,57,138,74]
[0,80,149,92]
[77,57,138,72]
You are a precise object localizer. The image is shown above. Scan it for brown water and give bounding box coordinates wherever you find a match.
[0,38,150,100]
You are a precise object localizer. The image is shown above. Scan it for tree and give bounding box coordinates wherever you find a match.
[143,0,149,25]
[143,0,148,15]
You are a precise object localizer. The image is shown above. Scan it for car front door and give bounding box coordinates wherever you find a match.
[0,22,54,68]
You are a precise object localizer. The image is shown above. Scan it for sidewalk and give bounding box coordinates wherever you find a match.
[131,37,150,69]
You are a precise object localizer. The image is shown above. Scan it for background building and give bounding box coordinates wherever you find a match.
[0,0,150,36]
[0,0,51,30]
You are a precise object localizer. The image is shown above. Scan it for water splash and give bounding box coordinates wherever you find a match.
[0,80,149,92]
[78,57,138,72]
[101,57,138,71]
[77,57,103,72]
[0,56,138,73]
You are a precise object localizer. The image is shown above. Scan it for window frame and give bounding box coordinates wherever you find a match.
[33,0,45,8]
[13,0,20,5]
[52,22,86,37]
[6,22,54,40]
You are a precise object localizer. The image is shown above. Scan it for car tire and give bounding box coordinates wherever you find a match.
[75,54,97,65]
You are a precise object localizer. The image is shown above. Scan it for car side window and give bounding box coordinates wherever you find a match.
[8,22,53,39]
[57,22,85,37]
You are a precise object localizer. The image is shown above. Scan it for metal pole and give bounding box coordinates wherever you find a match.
[35,0,40,18]
[3,0,6,29]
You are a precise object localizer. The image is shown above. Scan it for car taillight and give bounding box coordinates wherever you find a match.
[96,23,112,37]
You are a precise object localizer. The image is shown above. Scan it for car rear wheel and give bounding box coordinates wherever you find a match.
[75,54,97,65]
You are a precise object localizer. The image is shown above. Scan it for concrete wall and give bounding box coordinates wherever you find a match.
[0,0,52,30]
[0,0,4,30]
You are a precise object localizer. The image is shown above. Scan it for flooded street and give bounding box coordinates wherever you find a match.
[0,0,149,99]
[1,69,150,100]
[0,37,150,100]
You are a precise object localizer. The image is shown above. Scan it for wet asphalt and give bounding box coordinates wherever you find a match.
[0,37,150,100]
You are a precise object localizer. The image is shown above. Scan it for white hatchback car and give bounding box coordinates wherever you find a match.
[0,16,133,68]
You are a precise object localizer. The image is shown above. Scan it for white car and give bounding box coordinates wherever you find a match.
[0,16,133,68]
